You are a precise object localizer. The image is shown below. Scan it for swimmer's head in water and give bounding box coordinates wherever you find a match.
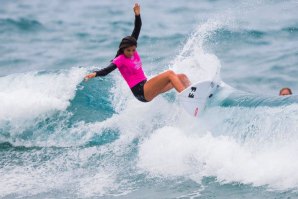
[115,36,137,58]
[279,87,292,96]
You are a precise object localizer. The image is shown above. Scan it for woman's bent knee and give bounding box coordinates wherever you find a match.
[179,73,187,79]
[166,70,175,76]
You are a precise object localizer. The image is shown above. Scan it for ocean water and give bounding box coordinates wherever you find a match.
[1,0,298,198]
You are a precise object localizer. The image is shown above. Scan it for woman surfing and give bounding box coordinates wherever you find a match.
[84,3,191,102]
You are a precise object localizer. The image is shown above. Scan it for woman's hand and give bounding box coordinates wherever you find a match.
[133,3,140,16]
[84,72,96,81]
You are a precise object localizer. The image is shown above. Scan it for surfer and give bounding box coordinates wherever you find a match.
[84,3,190,102]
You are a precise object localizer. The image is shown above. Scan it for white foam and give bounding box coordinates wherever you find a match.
[0,67,89,140]
[78,169,133,197]
[0,158,73,197]
[138,125,298,191]
[0,67,87,123]
[170,20,224,83]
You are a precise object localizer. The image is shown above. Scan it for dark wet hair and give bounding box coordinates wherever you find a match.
[279,87,292,95]
[115,36,137,58]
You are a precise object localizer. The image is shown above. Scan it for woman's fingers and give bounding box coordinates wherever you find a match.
[133,3,140,15]
[84,73,96,81]
[84,75,91,81]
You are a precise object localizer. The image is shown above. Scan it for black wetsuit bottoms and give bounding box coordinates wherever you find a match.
[131,80,148,102]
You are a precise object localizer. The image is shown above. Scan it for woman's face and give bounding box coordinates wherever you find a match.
[123,46,136,58]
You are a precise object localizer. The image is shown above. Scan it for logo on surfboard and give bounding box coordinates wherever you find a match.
[188,87,197,98]
[194,107,199,117]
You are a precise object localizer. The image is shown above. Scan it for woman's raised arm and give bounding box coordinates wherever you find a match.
[131,3,142,40]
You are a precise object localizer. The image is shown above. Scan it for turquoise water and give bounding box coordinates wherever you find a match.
[1,0,298,198]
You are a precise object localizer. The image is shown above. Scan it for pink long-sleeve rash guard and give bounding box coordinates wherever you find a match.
[112,51,147,88]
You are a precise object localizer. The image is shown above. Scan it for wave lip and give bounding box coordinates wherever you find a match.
[0,67,87,132]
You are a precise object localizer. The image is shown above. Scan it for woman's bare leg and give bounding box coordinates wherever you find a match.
[144,70,190,101]
[159,74,191,93]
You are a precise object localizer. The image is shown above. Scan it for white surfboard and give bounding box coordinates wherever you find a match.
[178,80,220,117]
